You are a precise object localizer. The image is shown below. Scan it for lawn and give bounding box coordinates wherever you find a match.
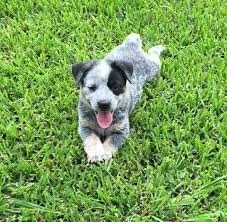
[0,0,226,221]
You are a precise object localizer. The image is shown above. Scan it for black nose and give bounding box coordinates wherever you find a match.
[98,100,111,111]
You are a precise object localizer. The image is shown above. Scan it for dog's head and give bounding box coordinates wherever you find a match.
[72,60,133,128]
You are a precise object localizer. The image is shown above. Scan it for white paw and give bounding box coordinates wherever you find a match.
[86,144,106,163]
[103,150,113,161]
[86,144,113,163]
[103,141,117,161]
[84,134,108,163]
[148,45,166,56]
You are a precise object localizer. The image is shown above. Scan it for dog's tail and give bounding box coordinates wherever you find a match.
[123,33,142,48]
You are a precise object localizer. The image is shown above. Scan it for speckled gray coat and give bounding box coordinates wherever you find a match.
[72,33,165,162]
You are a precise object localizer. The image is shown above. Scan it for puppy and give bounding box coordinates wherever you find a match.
[72,33,165,163]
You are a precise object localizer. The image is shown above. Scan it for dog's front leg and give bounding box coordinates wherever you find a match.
[79,126,107,163]
[103,123,129,159]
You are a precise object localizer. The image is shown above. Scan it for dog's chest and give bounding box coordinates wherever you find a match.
[95,127,110,143]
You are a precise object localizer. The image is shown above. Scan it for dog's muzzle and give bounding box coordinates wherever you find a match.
[97,100,111,111]
[96,100,113,128]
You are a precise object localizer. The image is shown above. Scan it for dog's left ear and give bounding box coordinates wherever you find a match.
[111,60,133,84]
[71,61,97,84]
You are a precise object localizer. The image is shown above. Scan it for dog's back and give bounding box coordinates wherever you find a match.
[105,33,163,112]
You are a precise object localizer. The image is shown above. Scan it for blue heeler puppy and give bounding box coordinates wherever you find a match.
[72,33,165,163]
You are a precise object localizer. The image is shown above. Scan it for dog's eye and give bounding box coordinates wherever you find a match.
[112,85,119,91]
[88,85,97,92]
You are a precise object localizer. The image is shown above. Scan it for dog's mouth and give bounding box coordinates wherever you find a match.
[96,111,113,129]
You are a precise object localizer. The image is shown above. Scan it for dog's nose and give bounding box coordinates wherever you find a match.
[98,100,111,111]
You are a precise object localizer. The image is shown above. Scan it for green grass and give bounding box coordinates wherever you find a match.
[0,0,226,221]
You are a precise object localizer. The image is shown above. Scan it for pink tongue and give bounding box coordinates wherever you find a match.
[97,111,113,128]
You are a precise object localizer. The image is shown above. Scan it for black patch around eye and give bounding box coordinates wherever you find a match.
[107,67,126,96]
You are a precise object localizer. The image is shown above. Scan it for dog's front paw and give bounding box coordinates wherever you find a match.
[103,140,117,161]
[84,134,116,163]
[84,134,106,163]
[87,145,107,163]
[87,144,115,163]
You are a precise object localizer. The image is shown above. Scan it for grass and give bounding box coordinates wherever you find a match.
[0,0,226,221]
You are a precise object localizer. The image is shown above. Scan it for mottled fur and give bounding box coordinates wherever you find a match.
[72,33,165,163]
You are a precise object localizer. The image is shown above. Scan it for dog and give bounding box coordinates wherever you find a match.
[72,33,165,163]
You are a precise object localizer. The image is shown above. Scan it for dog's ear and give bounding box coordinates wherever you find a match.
[111,60,133,84]
[71,61,97,84]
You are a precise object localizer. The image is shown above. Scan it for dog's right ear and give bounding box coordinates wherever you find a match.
[71,61,97,84]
